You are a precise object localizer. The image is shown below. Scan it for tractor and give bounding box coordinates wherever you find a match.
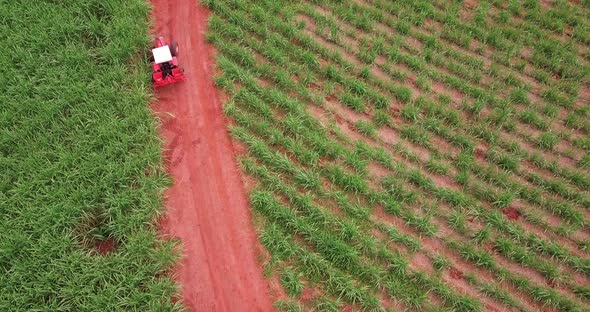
[151,37,187,88]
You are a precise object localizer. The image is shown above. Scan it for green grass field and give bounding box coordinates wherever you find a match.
[204,0,590,310]
[0,1,179,310]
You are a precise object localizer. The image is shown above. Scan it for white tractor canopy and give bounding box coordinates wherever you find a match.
[152,46,173,64]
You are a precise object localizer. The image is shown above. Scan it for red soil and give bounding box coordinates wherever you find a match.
[325,93,337,102]
[475,147,486,160]
[150,0,274,311]
[448,267,464,280]
[300,287,320,303]
[502,206,521,221]
[95,237,116,255]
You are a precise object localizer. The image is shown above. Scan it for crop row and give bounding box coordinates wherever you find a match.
[204,0,590,310]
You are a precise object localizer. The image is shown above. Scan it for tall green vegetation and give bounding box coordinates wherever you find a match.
[0,1,178,310]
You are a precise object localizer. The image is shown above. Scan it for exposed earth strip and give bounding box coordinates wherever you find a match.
[150,0,274,310]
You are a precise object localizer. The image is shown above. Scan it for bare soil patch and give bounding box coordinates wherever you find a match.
[94,237,117,255]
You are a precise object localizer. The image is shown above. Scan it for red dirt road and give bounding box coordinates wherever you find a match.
[150,1,274,311]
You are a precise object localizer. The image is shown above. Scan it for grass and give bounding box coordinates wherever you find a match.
[203,0,590,310]
[0,0,178,310]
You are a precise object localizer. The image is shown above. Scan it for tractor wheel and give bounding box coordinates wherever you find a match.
[170,41,179,57]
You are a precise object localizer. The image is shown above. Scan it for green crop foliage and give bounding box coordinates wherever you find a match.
[275,300,304,312]
[536,132,559,150]
[1,0,179,311]
[401,103,421,122]
[355,120,377,138]
[204,0,590,310]
[373,109,393,127]
[338,92,366,112]
[509,88,531,105]
[280,268,305,297]
[432,255,451,271]
[426,158,450,175]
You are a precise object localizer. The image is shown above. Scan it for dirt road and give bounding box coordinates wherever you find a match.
[150,1,274,311]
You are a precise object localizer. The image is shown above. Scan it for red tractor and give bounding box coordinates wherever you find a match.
[151,37,187,88]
